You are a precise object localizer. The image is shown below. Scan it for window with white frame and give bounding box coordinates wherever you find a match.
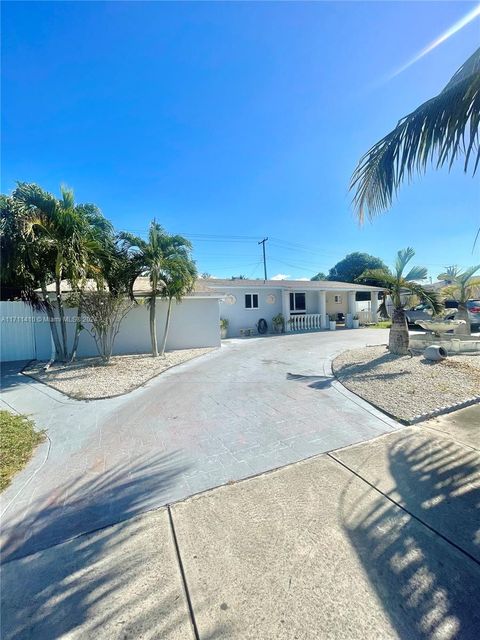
[334,295,343,304]
[245,293,259,309]
[289,292,306,313]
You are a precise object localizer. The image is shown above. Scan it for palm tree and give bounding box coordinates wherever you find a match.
[119,221,194,357]
[351,48,480,221]
[438,265,480,335]
[13,183,106,361]
[159,257,197,356]
[358,248,442,355]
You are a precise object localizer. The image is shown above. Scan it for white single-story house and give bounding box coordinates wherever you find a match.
[203,278,382,337]
[0,278,222,362]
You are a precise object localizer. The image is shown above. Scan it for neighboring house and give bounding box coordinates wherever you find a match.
[204,278,382,337]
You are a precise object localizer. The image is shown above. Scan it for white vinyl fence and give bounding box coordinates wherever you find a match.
[0,298,221,363]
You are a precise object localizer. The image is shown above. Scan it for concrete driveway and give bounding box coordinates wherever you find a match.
[0,329,400,560]
[2,407,479,640]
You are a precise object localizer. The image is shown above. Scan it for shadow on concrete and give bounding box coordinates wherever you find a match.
[1,452,230,639]
[286,372,335,390]
[0,360,33,392]
[339,433,480,639]
[2,451,189,563]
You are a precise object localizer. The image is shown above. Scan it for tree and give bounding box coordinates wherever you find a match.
[358,248,442,355]
[438,265,480,335]
[351,48,480,221]
[6,183,106,362]
[327,252,387,284]
[437,265,462,286]
[311,272,327,281]
[119,221,195,357]
[200,272,212,279]
[79,291,134,363]
[158,258,197,356]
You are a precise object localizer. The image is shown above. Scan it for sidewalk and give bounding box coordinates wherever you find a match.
[2,405,479,639]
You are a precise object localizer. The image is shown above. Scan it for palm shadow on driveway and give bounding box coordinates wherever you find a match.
[339,433,480,639]
[1,451,232,639]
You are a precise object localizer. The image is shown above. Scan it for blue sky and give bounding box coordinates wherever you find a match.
[2,1,479,280]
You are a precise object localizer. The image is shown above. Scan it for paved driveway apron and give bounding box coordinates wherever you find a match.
[1,329,400,560]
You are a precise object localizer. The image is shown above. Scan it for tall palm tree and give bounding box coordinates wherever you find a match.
[119,221,194,357]
[438,265,480,335]
[351,48,480,221]
[13,183,106,361]
[159,257,197,356]
[358,248,442,355]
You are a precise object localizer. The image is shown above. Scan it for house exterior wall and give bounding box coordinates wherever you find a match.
[325,292,349,317]
[0,298,220,362]
[219,288,282,337]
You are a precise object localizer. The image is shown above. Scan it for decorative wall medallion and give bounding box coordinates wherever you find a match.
[266,294,276,304]
[225,294,237,305]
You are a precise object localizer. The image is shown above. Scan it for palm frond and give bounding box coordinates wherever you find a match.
[458,264,480,284]
[404,265,427,282]
[401,280,443,314]
[356,268,396,289]
[394,247,415,278]
[351,48,480,221]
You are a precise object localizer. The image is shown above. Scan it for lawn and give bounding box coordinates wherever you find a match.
[0,411,44,491]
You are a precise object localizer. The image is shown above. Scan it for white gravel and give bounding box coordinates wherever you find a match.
[24,348,215,399]
[333,345,480,422]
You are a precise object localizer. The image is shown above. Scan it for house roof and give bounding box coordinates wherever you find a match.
[37,277,221,298]
[201,278,383,292]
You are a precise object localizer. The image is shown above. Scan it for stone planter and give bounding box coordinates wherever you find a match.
[220,327,228,339]
[329,321,336,331]
[273,324,283,334]
[352,319,360,329]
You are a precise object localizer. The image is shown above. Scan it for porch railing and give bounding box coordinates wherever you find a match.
[288,313,323,332]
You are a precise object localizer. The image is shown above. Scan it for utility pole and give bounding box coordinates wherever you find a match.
[258,237,268,281]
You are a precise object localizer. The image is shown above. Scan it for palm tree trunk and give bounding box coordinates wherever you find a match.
[70,298,83,362]
[41,281,64,361]
[55,277,68,361]
[159,297,173,357]
[389,307,410,355]
[150,294,158,357]
[455,303,471,335]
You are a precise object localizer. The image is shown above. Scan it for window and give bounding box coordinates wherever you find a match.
[245,293,259,309]
[289,292,306,312]
[334,295,343,304]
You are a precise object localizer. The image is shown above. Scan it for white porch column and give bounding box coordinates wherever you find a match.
[346,291,356,328]
[318,290,327,329]
[371,291,379,322]
[282,289,291,332]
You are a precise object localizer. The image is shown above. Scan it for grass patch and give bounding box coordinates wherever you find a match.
[0,411,44,491]
[367,320,392,329]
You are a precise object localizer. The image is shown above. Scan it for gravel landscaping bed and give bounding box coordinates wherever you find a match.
[333,345,480,423]
[24,348,214,399]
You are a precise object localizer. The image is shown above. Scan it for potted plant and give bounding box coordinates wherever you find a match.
[220,317,229,339]
[272,313,284,334]
[352,314,360,329]
[329,314,337,331]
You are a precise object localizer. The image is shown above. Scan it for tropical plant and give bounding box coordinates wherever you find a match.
[119,221,195,357]
[437,265,462,285]
[220,317,229,330]
[438,265,480,335]
[351,48,480,221]
[79,291,134,363]
[358,248,442,354]
[158,257,197,355]
[7,183,107,362]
